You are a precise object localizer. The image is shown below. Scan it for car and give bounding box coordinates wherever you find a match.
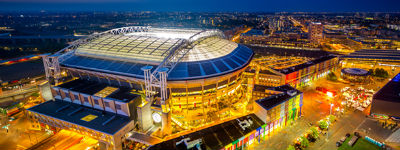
[336,141,342,147]
[348,134,360,146]
[8,117,16,122]
[354,132,360,137]
[336,136,347,147]
[339,136,347,142]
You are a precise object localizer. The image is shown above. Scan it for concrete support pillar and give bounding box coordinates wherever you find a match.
[98,140,108,150]
[161,111,172,136]
[137,101,152,132]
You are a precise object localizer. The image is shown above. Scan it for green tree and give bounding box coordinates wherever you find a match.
[287,145,295,150]
[300,136,309,148]
[31,92,40,97]
[368,69,374,76]
[328,115,336,123]
[310,127,320,139]
[319,120,329,130]
[327,72,337,81]
[374,68,389,78]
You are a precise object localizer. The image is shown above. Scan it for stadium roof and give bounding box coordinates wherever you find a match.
[74,28,238,64]
[59,27,253,81]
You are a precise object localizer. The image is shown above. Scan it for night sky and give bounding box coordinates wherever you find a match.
[0,0,399,12]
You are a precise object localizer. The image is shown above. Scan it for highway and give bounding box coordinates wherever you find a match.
[231,27,252,43]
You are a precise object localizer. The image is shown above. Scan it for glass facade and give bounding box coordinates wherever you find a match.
[168,71,251,128]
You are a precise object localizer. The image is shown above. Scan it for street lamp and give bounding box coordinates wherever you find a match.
[327,103,334,141]
[327,91,333,98]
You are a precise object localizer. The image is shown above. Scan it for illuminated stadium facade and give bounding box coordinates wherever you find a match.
[27,26,255,149]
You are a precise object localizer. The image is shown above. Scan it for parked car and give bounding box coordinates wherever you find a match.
[348,134,359,147]
[336,136,347,147]
[346,133,351,138]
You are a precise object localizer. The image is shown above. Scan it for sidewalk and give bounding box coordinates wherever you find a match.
[308,111,365,150]
[247,118,310,150]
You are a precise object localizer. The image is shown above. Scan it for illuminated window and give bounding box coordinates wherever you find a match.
[116,104,121,110]
[104,102,110,107]
[94,99,99,105]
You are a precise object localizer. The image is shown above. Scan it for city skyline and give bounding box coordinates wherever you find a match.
[0,0,400,12]
[1,1,400,149]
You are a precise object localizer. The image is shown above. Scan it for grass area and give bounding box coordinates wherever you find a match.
[338,135,382,150]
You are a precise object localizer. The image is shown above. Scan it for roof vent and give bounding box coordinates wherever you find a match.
[287,90,297,96]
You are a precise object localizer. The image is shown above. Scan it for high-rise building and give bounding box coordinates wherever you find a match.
[308,22,323,45]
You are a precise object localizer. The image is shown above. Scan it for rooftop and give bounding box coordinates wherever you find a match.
[28,100,131,135]
[373,73,400,102]
[106,87,140,103]
[148,114,264,150]
[253,84,274,92]
[341,49,400,61]
[274,55,337,74]
[371,73,400,117]
[259,69,280,75]
[248,45,331,58]
[57,79,108,95]
[255,85,302,110]
[58,79,139,103]
[0,59,44,82]
[341,68,370,76]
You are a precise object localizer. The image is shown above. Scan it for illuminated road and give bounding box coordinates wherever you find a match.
[31,130,97,150]
[0,112,51,150]
[231,27,252,43]
[67,136,98,150]
[288,16,308,33]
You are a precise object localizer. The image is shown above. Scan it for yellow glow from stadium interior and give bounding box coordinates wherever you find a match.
[126,31,196,39]
[94,86,118,98]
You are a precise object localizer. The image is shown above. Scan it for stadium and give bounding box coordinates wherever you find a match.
[29,26,254,149]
